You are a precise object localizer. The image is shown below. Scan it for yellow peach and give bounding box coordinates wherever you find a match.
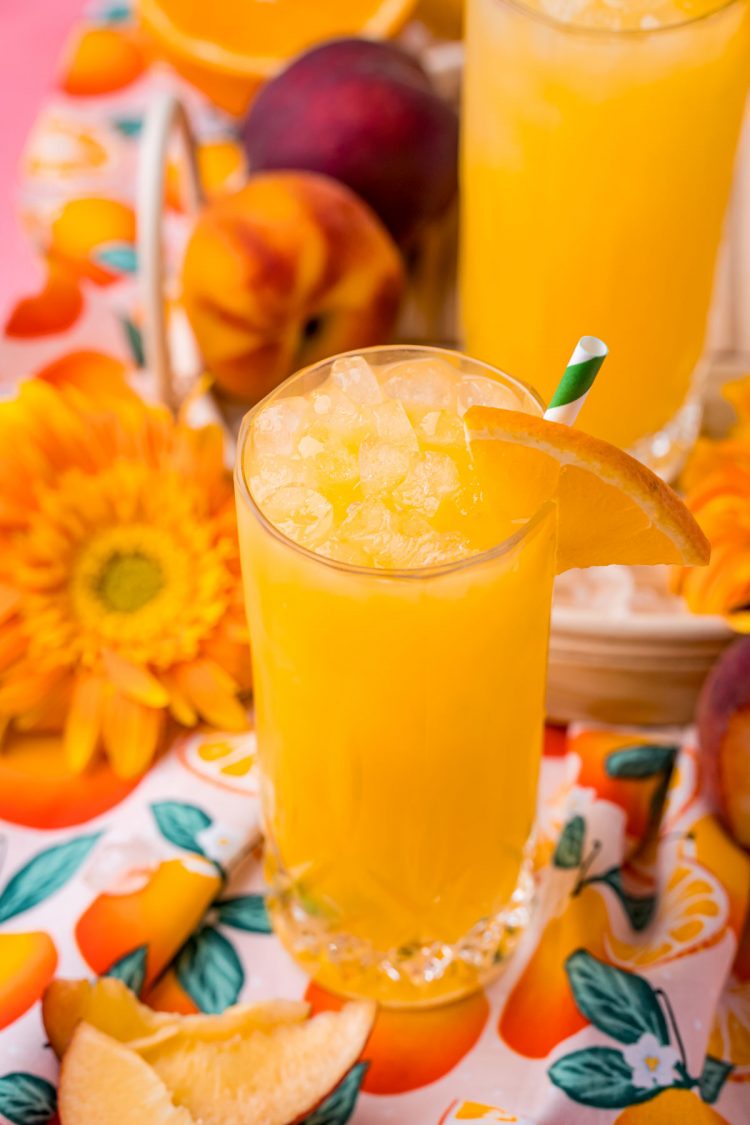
[43,975,308,1058]
[181,171,404,403]
[58,1002,375,1125]
[58,1024,194,1125]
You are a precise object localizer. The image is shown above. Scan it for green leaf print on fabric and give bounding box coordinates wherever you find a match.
[120,316,145,366]
[105,945,148,994]
[566,950,669,1045]
[111,116,143,138]
[302,1063,368,1125]
[0,1074,57,1125]
[151,801,212,856]
[699,1056,734,1104]
[596,868,656,932]
[549,1047,661,1110]
[554,815,585,869]
[94,242,138,275]
[215,894,272,934]
[0,834,101,923]
[605,744,678,779]
[94,2,133,24]
[175,926,244,1013]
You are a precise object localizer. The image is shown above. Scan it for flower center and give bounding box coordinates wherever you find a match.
[644,1056,660,1072]
[70,524,189,653]
[96,551,164,613]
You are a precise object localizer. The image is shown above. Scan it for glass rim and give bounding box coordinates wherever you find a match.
[234,344,554,582]
[489,0,741,38]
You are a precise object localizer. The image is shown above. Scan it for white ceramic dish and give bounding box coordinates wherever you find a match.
[548,605,732,726]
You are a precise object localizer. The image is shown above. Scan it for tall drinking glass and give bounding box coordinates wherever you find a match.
[235,346,554,1007]
[461,0,750,473]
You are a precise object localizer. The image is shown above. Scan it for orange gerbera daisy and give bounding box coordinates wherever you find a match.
[676,374,750,632]
[0,353,250,777]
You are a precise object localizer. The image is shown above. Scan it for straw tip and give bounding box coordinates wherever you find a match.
[579,335,608,359]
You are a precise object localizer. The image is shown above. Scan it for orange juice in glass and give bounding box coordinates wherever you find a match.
[235,347,554,1006]
[461,0,750,471]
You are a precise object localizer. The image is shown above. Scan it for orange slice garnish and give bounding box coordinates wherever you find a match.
[464,408,710,573]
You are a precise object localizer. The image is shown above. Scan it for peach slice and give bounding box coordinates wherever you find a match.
[59,1023,195,1125]
[43,976,308,1059]
[57,1002,376,1125]
[137,1001,375,1125]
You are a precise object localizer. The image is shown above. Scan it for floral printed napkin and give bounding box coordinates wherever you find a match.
[2,723,750,1124]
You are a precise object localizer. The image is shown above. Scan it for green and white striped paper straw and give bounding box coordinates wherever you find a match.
[544,336,608,425]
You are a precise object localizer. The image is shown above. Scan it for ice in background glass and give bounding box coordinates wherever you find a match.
[461,0,750,470]
[235,347,555,1007]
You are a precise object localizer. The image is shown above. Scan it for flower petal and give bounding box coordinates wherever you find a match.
[200,630,252,692]
[0,666,64,713]
[101,689,164,778]
[175,659,248,732]
[158,669,198,727]
[101,649,170,708]
[64,672,105,772]
[16,677,72,732]
[35,349,132,404]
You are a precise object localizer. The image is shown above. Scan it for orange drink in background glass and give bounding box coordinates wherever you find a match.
[235,347,554,1006]
[461,0,750,471]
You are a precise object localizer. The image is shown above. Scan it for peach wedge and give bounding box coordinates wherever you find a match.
[138,1001,375,1124]
[43,976,308,1058]
[59,1023,194,1125]
[57,1001,376,1125]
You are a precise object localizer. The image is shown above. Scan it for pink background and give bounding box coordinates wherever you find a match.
[0,0,83,319]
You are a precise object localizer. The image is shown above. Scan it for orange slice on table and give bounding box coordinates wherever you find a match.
[136,0,418,114]
[464,408,710,574]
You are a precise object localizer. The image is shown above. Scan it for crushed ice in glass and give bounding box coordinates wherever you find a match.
[248,354,520,567]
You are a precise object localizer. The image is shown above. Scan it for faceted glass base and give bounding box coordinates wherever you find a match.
[265,847,537,1009]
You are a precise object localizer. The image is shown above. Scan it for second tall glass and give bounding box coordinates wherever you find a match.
[461,0,750,472]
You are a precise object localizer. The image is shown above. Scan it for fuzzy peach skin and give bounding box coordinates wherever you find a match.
[180,171,405,403]
[698,637,750,850]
